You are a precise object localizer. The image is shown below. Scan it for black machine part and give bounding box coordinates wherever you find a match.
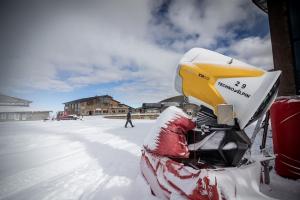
[187,129,251,167]
[260,111,271,184]
[187,106,251,167]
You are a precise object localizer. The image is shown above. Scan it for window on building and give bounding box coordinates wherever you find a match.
[8,113,15,120]
[95,110,101,115]
[0,113,6,120]
[15,113,20,120]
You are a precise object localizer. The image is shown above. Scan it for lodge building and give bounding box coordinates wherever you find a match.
[64,95,131,116]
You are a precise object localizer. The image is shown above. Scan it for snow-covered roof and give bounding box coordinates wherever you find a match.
[0,106,52,113]
[0,94,32,106]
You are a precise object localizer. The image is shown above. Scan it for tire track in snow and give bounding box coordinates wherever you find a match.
[4,159,111,200]
[0,150,91,199]
[37,161,111,200]
[0,141,81,157]
[4,158,137,200]
[0,143,86,179]
[69,127,142,157]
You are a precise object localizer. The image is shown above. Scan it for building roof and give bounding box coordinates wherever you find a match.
[63,95,133,108]
[160,95,185,104]
[0,106,52,113]
[63,95,113,104]
[0,94,32,106]
[141,95,187,109]
[118,103,132,108]
[252,0,268,13]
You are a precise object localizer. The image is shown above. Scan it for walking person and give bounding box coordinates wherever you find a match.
[125,110,134,128]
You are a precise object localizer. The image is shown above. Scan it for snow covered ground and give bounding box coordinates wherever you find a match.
[0,117,299,200]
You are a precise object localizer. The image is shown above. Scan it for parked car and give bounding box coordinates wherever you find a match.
[56,112,79,120]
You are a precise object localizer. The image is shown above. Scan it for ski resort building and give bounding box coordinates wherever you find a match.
[0,94,51,121]
[63,95,131,116]
[141,95,199,116]
[140,103,162,113]
[160,95,199,116]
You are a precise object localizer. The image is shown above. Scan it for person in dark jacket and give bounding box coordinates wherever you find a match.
[125,110,134,128]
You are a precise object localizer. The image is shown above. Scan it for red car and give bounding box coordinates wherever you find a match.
[56,111,78,120]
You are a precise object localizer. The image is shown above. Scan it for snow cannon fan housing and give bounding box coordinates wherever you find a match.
[175,48,281,129]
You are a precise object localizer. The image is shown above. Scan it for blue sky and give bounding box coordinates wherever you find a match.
[0,0,273,112]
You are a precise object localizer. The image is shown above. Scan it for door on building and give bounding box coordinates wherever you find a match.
[14,113,21,120]
[21,114,27,120]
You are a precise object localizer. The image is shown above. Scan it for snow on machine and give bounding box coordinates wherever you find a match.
[140,48,281,199]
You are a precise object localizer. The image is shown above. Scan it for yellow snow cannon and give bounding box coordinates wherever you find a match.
[175,48,281,129]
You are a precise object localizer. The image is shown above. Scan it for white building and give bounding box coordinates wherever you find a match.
[0,94,52,121]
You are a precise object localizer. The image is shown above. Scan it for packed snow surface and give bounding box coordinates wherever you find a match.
[0,116,299,200]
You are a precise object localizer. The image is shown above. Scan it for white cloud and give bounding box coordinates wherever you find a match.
[0,0,272,106]
[1,1,180,94]
[149,0,264,51]
[225,36,274,70]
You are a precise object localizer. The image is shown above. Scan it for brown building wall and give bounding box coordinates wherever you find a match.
[267,0,297,95]
[64,96,130,116]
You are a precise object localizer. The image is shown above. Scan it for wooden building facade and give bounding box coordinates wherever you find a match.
[64,95,131,116]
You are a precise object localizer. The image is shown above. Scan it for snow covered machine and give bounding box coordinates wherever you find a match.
[140,48,281,200]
